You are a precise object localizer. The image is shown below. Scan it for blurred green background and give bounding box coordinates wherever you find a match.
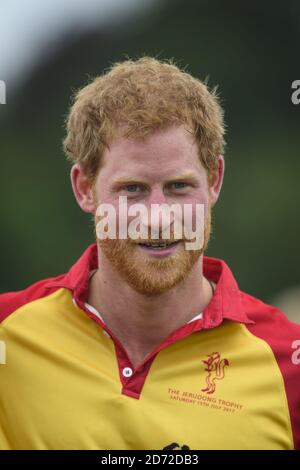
[0,0,299,314]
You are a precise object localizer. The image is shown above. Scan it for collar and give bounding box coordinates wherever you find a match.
[202,256,254,327]
[45,243,254,328]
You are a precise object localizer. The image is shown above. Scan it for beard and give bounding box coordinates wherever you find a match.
[94,206,212,296]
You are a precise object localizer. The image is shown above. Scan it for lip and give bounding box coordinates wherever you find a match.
[137,240,181,257]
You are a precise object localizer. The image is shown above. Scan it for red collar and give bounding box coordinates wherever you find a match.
[46,243,253,328]
[202,257,254,327]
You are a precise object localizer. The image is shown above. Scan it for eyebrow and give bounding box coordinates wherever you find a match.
[168,172,199,182]
[111,172,199,187]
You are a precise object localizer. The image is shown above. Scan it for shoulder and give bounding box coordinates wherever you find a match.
[241,289,300,333]
[240,290,300,365]
[0,275,66,324]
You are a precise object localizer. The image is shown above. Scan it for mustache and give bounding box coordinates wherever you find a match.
[128,230,182,244]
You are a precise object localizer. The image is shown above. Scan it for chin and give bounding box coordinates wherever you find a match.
[124,258,195,296]
[126,275,183,296]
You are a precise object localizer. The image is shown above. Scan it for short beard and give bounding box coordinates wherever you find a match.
[94,208,212,296]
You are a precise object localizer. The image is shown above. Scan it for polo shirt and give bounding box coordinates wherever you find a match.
[0,243,299,450]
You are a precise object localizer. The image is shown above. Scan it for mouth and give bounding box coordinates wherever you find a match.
[137,240,181,256]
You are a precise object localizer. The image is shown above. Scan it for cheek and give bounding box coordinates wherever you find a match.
[184,191,209,211]
[180,194,209,234]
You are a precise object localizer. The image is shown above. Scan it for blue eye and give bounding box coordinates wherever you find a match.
[126,184,140,192]
[172,182,188,189]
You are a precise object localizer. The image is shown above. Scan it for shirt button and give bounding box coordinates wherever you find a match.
[122,367,133,378]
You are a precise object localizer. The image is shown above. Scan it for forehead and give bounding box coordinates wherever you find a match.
[100,125,205,182]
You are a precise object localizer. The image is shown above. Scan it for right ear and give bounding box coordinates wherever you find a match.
[70,164,96,213]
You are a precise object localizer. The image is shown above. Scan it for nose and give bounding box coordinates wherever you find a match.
[147,187,167,206]
[140,188,175,238]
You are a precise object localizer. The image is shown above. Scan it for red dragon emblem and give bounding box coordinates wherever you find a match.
[201,352,229,394]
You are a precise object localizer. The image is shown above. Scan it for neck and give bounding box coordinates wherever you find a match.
[88,248,214,368]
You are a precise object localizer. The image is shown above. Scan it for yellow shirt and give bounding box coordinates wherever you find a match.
[0,244,299,449]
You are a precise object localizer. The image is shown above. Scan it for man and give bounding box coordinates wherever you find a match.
[0,57,299,450]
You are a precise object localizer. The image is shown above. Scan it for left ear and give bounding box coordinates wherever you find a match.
[208,155,225,208]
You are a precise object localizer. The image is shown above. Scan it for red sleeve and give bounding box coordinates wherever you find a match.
[243,293,300,450]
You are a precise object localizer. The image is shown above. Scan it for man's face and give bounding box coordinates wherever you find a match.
[93,125,213,295]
